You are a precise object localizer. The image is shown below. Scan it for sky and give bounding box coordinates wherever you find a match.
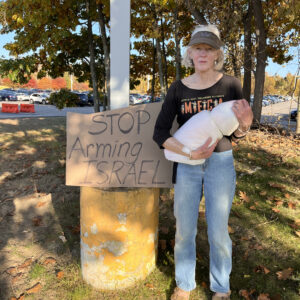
[0,31,298,78]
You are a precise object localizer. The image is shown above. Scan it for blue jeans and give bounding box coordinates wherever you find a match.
[174,150,236,293]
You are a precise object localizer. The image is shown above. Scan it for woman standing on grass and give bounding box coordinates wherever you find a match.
[153,24,253,300]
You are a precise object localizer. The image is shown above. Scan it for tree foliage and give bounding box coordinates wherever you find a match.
[48,88,79,109]
[0,0,299,120]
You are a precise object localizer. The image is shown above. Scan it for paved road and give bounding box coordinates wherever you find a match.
[260,99,297,132]
[0,102,94,119]
[0,99,298,131]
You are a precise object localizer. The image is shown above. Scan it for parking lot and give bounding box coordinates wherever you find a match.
[0,99,298,132]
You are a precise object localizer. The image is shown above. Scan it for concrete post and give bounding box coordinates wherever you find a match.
[80,0,160,290]
[80,187,159,289]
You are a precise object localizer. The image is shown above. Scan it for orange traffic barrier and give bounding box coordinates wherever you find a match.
[20,104,35,113]
[1,103,19,113]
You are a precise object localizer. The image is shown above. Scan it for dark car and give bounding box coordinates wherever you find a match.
[0,90,18,101]
[290,109,297,121]
[88,94,94,106]
[76,93,89,106]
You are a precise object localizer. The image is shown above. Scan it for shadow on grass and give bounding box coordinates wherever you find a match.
[0,118,299,299]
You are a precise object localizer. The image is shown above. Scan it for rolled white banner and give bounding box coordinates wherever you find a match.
[164,100,239,165]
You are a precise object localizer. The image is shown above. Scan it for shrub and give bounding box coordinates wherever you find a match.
[48,88,79,110]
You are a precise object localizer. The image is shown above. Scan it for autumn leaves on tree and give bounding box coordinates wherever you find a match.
[0,0,299,118]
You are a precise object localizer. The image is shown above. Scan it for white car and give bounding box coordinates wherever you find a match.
[17,92,30,101]
[29,93,49,104]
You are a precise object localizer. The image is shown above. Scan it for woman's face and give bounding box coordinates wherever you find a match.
[188,43,219,72]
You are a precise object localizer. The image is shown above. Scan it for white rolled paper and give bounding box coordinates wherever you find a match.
[164,100,239,165]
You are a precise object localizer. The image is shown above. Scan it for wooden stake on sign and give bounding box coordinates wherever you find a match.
[110,0,130,110]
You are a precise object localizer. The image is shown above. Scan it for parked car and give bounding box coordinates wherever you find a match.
[75,93,89,106]
[290,109,297,121]
[262,99,269,107]
[130,93,143,105]
[29,93,49,104]
[0,90,18,101]
[87,94,94,106]
[16,91,31,101]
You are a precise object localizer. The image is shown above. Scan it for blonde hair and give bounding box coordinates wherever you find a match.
[182,24,224,71]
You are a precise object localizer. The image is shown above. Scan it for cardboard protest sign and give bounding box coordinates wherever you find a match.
[66,102,173,188]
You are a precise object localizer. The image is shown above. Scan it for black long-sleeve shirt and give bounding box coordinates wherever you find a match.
[153,74,243,182]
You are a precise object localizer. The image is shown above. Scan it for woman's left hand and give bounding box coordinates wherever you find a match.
[232,99,253,131]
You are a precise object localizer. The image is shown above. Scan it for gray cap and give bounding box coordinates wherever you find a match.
[188,31,223,49]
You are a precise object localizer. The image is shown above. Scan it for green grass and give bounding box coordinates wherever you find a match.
[29,264,47,280]
[0,118,299,299]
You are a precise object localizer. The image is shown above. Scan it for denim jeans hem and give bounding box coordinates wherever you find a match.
[176,282,196,292]
[210,287,231,294]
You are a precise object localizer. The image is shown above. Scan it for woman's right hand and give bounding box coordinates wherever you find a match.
[191,137,218,160]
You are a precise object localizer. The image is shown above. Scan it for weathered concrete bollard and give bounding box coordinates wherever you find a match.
[80,187,159,289]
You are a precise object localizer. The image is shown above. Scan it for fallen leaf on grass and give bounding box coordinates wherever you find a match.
[284,193,290,199]
[56,271,64,279]
[252,243,263,250]
[32,216,43,226]
[249,205,256,210]
[243,250,249,260]
[160,194,168,202]
[295,231,300,238]
[268,182,286,190]
[239,289,250,300]
[239,191,250,202]
[270,294,281,300]
[43,257,56,266]
[6,267,18,276]
[11,294,25,300]
[35,201,47,208]
[255,265,270,274]
[259,191,267,196]
[258,294,270,300]
[287,202,296,210]
[71,225,80,234]
[11,273,23,284]
[228,225,235,233]
[276,268,293,280]
[272,208,280,213]
[19,258,33,269]
[145,283,154,290]
[289,222,300,229]
[275,201,283,207]
[26,282,42,294]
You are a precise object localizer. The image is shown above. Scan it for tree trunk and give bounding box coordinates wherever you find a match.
[86,0,100,113]
[174,5,181,81]
[252,0,266,126]
[243,0,253,103]
[97,3,110,111]
[290,67,300,134]
[186,0,207,25]
[296,95,300,134]
[160,17,168,91]
[231,43,241,79]
[151,39,156,101]
[150,4,166,100]
[156,38,166,100]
